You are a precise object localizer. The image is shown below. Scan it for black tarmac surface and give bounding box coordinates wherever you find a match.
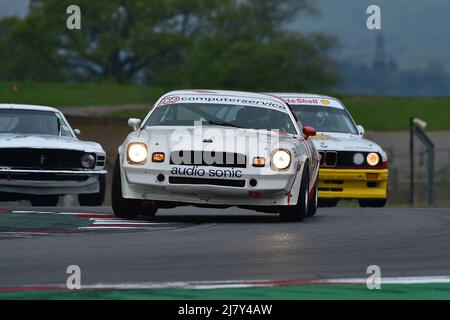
[1,206,449,287]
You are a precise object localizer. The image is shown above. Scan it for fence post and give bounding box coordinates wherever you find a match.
[410,118,434,205]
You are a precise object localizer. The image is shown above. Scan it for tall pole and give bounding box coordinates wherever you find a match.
[410,118,415,205]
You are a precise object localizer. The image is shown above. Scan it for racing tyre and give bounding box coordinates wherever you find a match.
[307,180,318,217]
[78,175,106,206]
[358,199,387,208]
[318,199,339,207]
[279,166,309,222]
[111,156,142,219]
[141,201,158,217]
[30,195,59,207]
[0,193,15,202]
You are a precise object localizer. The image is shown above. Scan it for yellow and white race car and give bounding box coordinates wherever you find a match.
[272,93,388,208]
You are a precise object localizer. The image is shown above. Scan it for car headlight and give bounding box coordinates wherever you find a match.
[353,152,365,165]
[127,142,148,165]
[271,149,291,170]
[367,152,380,166]
[81,153,96,168]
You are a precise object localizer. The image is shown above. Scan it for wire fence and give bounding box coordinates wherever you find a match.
[386,148,450,205]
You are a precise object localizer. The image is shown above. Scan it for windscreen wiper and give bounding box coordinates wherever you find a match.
[207,119,242,129]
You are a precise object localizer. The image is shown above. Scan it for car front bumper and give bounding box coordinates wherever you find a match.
[0,169,107,195]
[122,164,300,206]
[318,168,388,199]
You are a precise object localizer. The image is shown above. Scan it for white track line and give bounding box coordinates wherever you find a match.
[8,276,450,292]
[324,276,450,285]
[79,226,147,230]
[11,211,112,216]
[78,276,450,290]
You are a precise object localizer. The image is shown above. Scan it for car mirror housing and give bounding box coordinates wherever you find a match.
[357,125,365,136]
[73,129,81,136]
[303,126,317,139]
[128,118,142,131]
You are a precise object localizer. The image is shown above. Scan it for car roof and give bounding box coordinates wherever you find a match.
[266,92,335,99]
[267,92,346,109]
[0,104,60,113]
[163,89,285,102]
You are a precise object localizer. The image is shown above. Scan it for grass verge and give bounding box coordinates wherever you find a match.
[0,82,165,107]
[1,82,449,131]
[1,283,450,300]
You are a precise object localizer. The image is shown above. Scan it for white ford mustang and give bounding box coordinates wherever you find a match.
[0,104,107,206]
[113,90,320,222]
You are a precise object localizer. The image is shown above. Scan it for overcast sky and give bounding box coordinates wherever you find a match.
[0,0,28,18]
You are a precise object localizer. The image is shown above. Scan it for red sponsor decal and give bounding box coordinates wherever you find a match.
[285,98,320,105]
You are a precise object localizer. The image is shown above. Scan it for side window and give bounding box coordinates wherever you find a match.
[60,122,72,137]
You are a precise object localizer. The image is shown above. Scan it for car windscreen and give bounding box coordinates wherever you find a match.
[0,110,73,137]
[144,103,297,134]
[291,105,358,134]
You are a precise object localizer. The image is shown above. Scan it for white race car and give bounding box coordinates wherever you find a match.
[0,104,107,206]
[112,90,320,221]
[272,93,388,207]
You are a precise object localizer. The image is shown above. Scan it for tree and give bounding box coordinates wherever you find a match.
[1,0,340,91]
[6,0,216,83]
[178,0,339,91]
[0,17,20,80]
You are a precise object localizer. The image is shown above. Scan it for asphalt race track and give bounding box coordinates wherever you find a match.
[0,205,450,291]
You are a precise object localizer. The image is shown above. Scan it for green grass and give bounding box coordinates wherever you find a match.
[106,108,150,119]
[107,95,450,132]
[338,95,450,131]
[1,82,449,131]
[0,82,166,107]
[2,283,450,300]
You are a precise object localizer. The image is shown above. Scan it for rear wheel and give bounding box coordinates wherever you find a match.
[78,175,106,206]
[0,193,15,202]
[30,195,59,207]
[307,180,318,217]
[318,199,339,208]
[279,167,309,222]
[358,199,387,208]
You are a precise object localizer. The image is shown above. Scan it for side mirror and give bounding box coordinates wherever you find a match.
[303,126,317,139]
[357,125,365,136]
[73,129,81,136]
[128,118,142,131]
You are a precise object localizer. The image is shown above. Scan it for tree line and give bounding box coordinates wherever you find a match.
[0,0,340,91]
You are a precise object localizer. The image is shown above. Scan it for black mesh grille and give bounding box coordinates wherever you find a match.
[169,177,245,188]
[0,149,90,170]
[0,173,90,181]
[170,151,247,168]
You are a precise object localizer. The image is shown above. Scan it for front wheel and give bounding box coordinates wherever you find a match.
[279,167,309,222]
[30,195,59,207]
[358,199,387,208]
[78,175,106,206]
[111,156,157,219]
[307,180,318,217]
